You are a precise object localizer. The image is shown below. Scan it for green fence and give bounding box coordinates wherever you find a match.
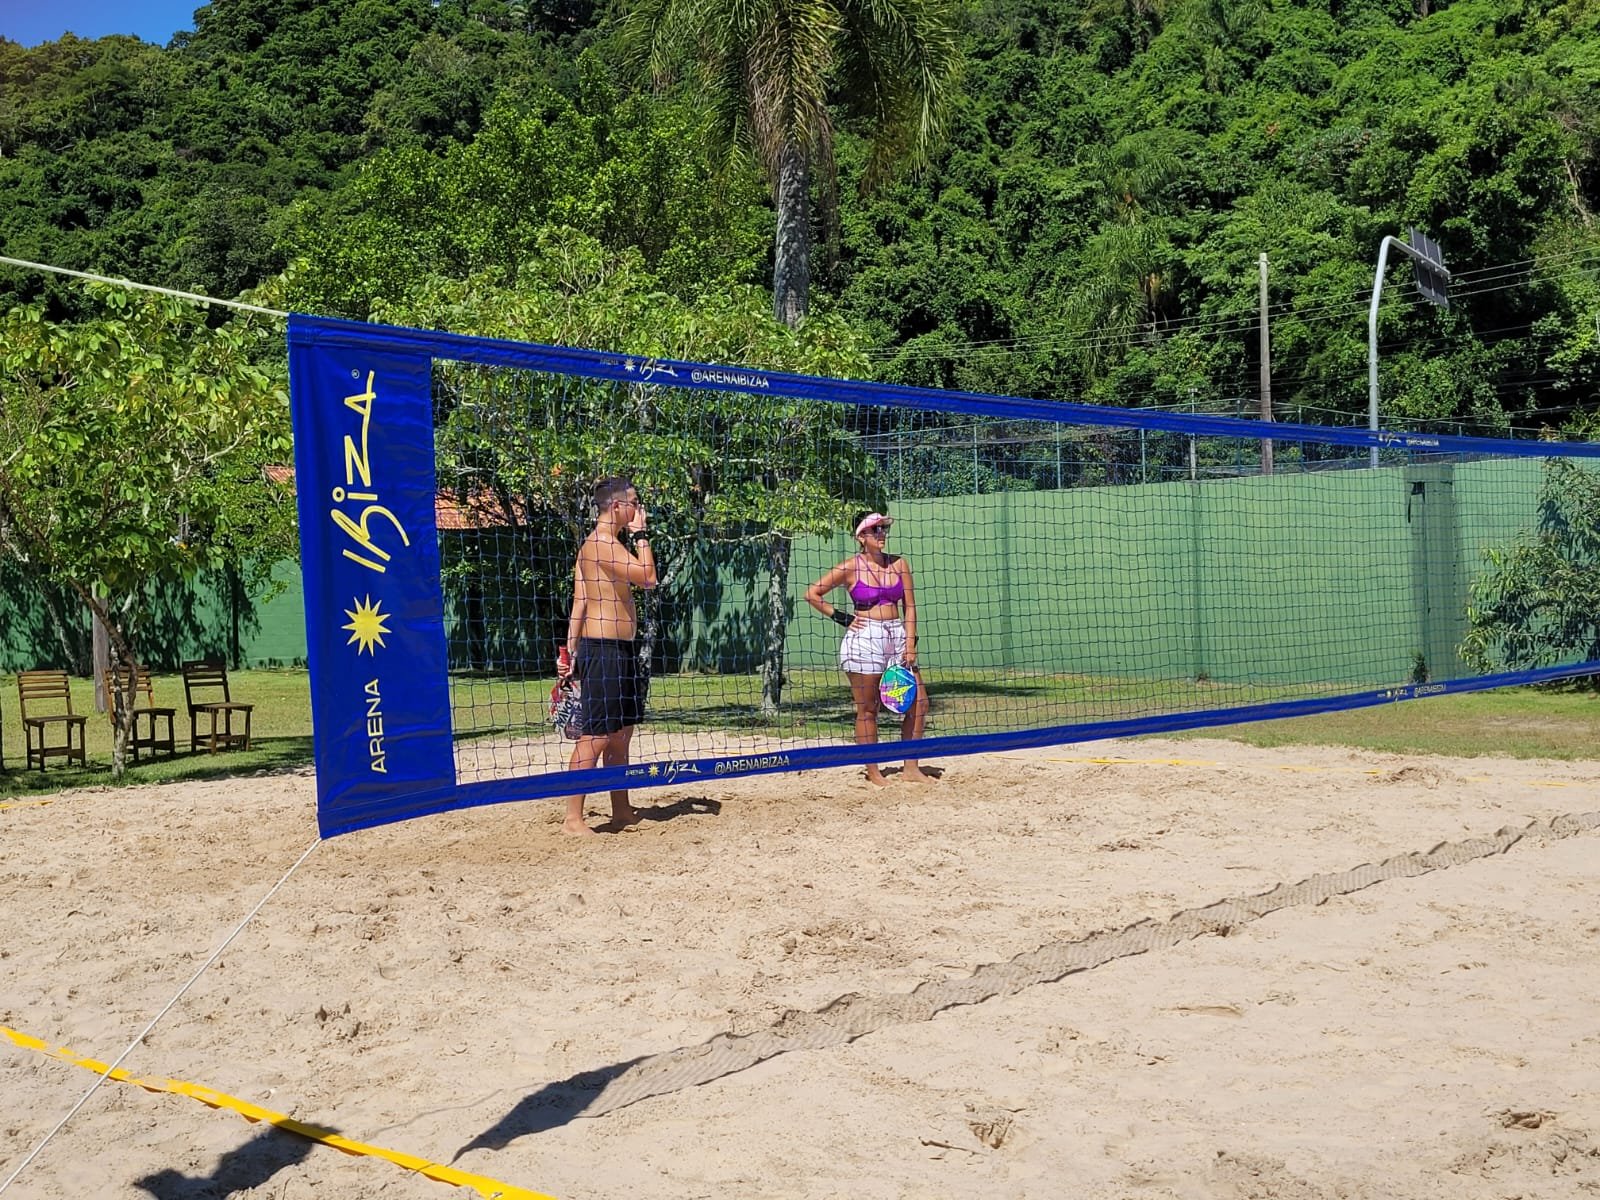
[0,459,1546,685]
[0,561,307,673]
[689,458,1546,688]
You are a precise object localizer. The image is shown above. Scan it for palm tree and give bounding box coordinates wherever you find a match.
[625,0,960,714]
[1066,136,1184,375]
[625,0,963,327]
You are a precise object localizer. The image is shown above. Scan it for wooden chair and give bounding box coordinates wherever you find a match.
[181,659,253,753]
[19,669,88,771]
[104,665,178,763]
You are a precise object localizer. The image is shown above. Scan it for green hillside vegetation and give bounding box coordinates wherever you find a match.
[0,0,1595,435]
[833,0,1600,431]
[0,0,591,316]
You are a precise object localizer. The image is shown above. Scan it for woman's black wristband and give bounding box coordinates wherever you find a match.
[829,608,854,628]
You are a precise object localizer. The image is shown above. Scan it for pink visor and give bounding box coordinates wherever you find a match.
[854,513,893,537]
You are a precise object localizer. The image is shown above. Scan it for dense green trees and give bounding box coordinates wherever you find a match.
[282,55,771,316]
[831,0,1599,431]
[1464,458,1600,684]
[0,0,581,316]
[623,0,963,325]
[0,291,295,770]
[2,0,1597,430]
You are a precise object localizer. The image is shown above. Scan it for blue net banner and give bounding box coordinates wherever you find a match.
[289,318,456,836]
[288,314,1600,838]
[289,317,1600,459]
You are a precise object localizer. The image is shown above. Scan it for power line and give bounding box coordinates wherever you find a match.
[865,249,1600,364]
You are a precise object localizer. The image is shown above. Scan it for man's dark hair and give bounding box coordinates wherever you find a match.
[594,476,636,513]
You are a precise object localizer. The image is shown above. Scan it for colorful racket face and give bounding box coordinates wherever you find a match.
[879,663,918,715]
[549,680,582,739]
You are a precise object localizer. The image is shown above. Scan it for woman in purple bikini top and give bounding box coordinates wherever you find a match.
[849,558,905,608]
[802,510,933,783]
[804,511,914,631]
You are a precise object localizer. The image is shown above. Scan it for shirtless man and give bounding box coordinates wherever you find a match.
[558,477,658,836]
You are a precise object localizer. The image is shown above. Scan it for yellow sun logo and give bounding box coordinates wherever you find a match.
[342,595,391,655]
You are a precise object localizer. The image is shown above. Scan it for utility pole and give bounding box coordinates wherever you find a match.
[1368,227,1450,467]
[1187,387,1197,481]
[1258,253,1273,475]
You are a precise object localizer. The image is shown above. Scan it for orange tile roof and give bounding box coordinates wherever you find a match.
[263,466,527,530]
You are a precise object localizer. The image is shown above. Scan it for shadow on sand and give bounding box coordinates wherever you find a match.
[134,1125,318,1199]
[451,1058,645,1161]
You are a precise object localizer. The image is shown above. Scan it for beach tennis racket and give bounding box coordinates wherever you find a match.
[879,662,918,715]
[549,647,582,739]
[548,679,582,739]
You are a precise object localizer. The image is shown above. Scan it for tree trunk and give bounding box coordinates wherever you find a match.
[764,142,812,684]
[637,593,657,704]
[773,141,811,329]
[635,543,678,707]
[75,586,138,779]
[228,564,244,668]
[760,533,791,717]
[93,610,110,712]
[36,582,91,674]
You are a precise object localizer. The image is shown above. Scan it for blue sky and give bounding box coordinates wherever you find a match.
[2,0,204,48]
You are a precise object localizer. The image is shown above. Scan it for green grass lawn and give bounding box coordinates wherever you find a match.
[4,667,1597,800]
[448,668,1326,740]
[1174,686,1600,761]
[0,669,313,799]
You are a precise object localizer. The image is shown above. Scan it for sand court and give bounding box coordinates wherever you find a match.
[1,737,1597,1198]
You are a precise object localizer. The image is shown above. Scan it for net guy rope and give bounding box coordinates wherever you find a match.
[0,255,290,317]
[0,838,324,1196]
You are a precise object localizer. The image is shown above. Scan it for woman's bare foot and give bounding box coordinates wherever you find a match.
[608,804,643,829]
[900,764,938,783]
[865,767,893,786]
[562,817,599,836]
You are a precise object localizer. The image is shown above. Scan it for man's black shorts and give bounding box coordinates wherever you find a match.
[575,637,645,735]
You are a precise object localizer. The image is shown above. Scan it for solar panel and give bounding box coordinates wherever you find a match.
[1408,226,1450,308]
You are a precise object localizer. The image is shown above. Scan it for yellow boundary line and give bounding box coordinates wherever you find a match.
[1044,755,1582,787]
[1,1024,555,1200]
[0,798,55,812]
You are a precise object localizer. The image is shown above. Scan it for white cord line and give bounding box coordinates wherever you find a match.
[0,835,324,1195]
[0,255,290,318]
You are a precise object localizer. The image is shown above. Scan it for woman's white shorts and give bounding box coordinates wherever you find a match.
[839,618,908,676]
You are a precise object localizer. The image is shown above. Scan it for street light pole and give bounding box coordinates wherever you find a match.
[1368,237,1395,469]
[1367,228,1451,468]
[1259,252,1273,475]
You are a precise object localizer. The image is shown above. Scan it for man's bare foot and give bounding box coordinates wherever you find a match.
[901,765,939,784]
[562,817,599,837]
[608,805,643,829]
[865,768,892,786]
